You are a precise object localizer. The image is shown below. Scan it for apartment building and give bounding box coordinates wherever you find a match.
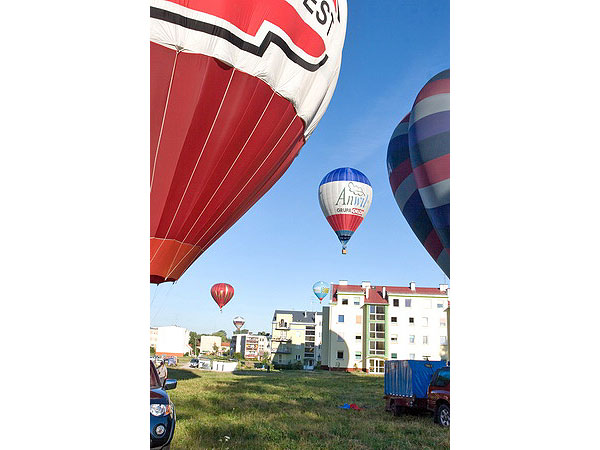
[322,281,449,374]
[230,333,270,360]
[271,310,322,370]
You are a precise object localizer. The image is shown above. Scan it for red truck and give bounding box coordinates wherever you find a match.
[427,366,450,427]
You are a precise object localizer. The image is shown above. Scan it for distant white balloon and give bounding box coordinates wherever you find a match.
[233,316,245,331]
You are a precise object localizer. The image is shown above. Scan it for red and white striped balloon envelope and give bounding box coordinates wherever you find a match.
[150,0,348,283]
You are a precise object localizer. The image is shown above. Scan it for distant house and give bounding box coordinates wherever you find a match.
[199,335,222,354]
[220,341,230,355]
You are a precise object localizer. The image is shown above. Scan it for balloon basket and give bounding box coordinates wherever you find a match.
[341,248,347,255]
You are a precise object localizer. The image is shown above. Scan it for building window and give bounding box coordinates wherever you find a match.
[369,323,385,339]
[355,335,361,340]
[338,315,344,323]
[391,353,397,358]
[409,353,415,360]
[391,334,398,343]
[423,355,431,361]
[409,317,415,325]
[342,299,348,305]
[369,305,385,321]
[355,351,362,358]
[354,299,360,305]
[440,336,448,345]
[296,354,301,360]
[440,317,447,327]
[337,351,344,359]
[437,302,444,308]
[405,298,412,307]
[422,317,428,327]
[423,336,429,344]
[369,341,385,355]
[409,335,415,344]
[369,359,385,374]
[393,298,399,307]
[391,316,398,324]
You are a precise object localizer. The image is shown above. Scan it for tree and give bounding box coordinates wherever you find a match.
[189,331,199,355]
[234,328,249,335]
[212,330,228,343]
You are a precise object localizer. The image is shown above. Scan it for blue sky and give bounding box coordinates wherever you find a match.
[150,0,450,335]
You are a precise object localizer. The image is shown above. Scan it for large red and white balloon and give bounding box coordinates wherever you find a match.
[150,0,347,283]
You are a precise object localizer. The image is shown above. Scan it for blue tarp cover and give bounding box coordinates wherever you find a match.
[384,360,447,398]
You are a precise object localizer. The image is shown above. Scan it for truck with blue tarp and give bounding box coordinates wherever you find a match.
[384,360,448,416]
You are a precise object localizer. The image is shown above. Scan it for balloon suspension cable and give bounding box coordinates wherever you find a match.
[151,281,176,324]
[150,282,162,307]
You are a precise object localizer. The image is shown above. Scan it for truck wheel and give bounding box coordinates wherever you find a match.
[435,404,450,427]
[393,403,404,417]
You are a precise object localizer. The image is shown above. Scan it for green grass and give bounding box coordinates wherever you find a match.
[167,369,449,449]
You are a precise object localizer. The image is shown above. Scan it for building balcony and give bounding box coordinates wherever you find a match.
[275,323,290,330]
[275,347,291,354]
[271,336,291,342]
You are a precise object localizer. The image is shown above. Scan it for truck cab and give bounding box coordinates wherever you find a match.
[427,366,450,427]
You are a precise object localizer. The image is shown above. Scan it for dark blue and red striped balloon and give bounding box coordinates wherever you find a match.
[387,113,449,277]
[387,69,450,277]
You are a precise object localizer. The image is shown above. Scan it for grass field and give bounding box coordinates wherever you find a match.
[166,367,449,449]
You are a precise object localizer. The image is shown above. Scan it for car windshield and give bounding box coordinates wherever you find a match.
[150,361,161,388]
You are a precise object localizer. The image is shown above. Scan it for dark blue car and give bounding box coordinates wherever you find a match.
[150,361,177,449]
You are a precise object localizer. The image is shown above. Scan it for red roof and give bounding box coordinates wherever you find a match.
[364,287,387,304]
[334,285,364,293]
[332,283,447,302]
[386,286,447,295]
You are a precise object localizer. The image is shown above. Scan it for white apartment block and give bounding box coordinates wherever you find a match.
[150,327,158,349]
[271,310,323,370]
[154,325,193,357]
[322,281,449,374]
[230,333,270,360]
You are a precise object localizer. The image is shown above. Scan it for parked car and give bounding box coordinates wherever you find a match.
[383,360,448,416]
[164,356,177,366]
[150,361,177,449]
[189,358,199,368]
[427,366,450,427]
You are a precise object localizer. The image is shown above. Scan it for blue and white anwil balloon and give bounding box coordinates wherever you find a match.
[318,167,372,252]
